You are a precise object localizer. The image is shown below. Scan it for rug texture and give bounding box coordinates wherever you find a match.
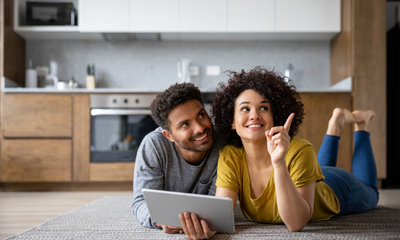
[6,195,400,239]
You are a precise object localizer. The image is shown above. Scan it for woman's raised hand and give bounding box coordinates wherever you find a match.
[265,113,294,167]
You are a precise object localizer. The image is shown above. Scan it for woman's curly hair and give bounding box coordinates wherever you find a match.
[211,67,304,147]
[150,82,204,131]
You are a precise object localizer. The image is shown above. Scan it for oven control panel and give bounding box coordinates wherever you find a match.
[90,94,159,108]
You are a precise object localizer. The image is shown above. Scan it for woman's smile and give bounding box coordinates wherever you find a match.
[246,123,265,129]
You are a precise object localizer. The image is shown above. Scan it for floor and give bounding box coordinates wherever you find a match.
[0,191,132,239]
[0,189,399,239]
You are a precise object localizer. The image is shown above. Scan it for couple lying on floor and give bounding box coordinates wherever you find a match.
[132,67,379,239]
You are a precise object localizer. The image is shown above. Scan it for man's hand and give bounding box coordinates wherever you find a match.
[179,212,216,240]
[155,224,183,234]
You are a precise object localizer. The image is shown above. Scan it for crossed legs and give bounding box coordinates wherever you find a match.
[318,108,379,215]
[318,108,378,189]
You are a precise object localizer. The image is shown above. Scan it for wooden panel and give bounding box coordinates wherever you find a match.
[330,0,386,180]
[72,94,90,182]
[352,0,386,179]
[90,163,134,182]
[2,94,72,138]
[297,93,352,172]
[330,0,353,85]
[1,139,72,182]
[3,0,26,86]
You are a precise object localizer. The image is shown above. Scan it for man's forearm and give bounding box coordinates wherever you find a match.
[132,196,158,228]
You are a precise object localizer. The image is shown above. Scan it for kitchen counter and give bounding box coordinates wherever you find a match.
[1,77,352,94]
[2,87,352,94]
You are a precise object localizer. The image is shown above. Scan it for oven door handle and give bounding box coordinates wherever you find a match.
[91,109,151,116]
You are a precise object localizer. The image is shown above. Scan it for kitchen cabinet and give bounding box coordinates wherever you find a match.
[1,139,72,182]
[130,0,179,32]
[0,93,135,183]
[297,93,352,172]
[0,94,73,182]
[276,0,340,32]
[179,0,226,32]
[227,0,274,32]
[14,0,341,40]
[79,0,130,32]
[2,94,72,138]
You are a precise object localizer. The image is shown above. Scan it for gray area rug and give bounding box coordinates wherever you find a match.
[6,195,400,239]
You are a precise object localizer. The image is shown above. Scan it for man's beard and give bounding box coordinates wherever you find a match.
[171,128,213,153]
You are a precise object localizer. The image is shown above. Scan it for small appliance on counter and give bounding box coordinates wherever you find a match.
[25,59,37,88]
[44,61,58,88]
[26,1,77,26]
[56,77,80,90]
[68,77,79,88]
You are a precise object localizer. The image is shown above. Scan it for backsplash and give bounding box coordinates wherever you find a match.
[26,40,330,92]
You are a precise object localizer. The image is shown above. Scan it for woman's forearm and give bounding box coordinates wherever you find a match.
[274,163,314,232]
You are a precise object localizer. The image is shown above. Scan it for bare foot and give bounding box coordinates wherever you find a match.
[326,108,355,136]
[352,110,375,132]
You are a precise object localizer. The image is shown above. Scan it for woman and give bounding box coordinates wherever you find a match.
[179,67,379,239]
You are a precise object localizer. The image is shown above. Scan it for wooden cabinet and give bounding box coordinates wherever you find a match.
[1,94,73,182]
[227,0,274,32]
[297,93,353,172]
[2,94,72,138]
[276,0,341,32]
[79,0,130,32]
[1,139,72,182]
[130,0,179,32]
[0,93,135,183]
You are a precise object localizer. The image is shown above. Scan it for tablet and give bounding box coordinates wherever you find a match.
[142,189,235,233]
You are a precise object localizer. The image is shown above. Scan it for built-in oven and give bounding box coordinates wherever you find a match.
[90,94,159,163]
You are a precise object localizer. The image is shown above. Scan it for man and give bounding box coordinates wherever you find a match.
[132,82,225,234]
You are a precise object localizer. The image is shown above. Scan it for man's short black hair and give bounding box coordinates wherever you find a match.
[150,83,204,131]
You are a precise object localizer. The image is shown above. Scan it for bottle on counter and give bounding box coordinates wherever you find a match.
[44,61,59,88]
[25,59,37,88]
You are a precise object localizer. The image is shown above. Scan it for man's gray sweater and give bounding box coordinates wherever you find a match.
[132,127,225,228]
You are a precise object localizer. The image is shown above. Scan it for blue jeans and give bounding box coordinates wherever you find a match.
[317,131,379,215]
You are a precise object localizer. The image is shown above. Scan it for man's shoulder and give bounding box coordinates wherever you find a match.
[141,127,173,149]
[144,127,168,142]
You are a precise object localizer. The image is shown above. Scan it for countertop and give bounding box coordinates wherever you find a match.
[1,77,352,94]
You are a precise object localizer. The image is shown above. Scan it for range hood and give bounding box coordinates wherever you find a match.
[101,33,161,42]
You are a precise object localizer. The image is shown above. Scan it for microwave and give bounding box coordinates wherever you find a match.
[26,1,77,26]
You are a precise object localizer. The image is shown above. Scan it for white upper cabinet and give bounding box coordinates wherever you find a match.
[14,0,341,40]
[227,0,274,32]
[79,0,130,32]
[180,0,226,32]
[130,0,179,32]
[276,0,340,32]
